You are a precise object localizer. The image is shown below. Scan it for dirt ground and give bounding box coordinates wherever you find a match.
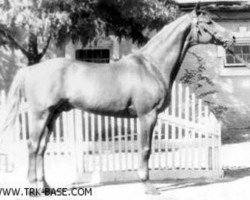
[72,142,250,200]
[1,142,250,200]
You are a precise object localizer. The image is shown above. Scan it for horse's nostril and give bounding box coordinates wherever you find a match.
[233,36,236,42]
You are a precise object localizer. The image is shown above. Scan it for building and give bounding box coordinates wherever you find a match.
[176,0,250,142]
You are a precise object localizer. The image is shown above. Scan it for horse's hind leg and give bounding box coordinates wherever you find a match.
[36,111,61,189]
[138,110,160,195]
[35,125,51,189]
[27,110,49,187]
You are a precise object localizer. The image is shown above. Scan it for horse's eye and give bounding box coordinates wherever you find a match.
[207,21,213,25]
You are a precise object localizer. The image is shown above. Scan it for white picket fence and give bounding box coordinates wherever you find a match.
[0,82,222,184]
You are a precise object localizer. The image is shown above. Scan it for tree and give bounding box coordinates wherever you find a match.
[0,0,177,66]
[95,0,177,44]
[0,0,71,65]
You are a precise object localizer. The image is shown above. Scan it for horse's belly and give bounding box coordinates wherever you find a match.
[72,98,136,117]
[68,87,136,117]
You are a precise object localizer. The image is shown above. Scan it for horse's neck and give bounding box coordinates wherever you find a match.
[140,14,192,85]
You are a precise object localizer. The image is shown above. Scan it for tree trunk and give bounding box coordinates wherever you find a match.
[27,33,42,66]
[27,55,42,66]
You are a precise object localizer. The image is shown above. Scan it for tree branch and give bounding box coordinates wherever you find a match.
[38,34,51,59]
[7,34,30,57]
[0,29,30,57]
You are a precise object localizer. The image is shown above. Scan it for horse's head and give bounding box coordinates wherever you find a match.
[189,4,235,49]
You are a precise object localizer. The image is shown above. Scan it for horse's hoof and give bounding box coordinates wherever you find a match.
[36,181,50,190]
[43,181,51,190]
[144,181,161,195]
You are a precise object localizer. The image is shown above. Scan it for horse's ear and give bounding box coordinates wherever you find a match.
[195,2,201,15]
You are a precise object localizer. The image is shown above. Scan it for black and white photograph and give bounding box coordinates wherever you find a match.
[0,0,249,199]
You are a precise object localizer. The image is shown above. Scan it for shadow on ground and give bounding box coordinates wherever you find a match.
[156,167,250,192]
[71,167,250,192]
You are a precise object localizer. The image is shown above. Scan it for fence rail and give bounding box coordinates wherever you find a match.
[0,82,222,183]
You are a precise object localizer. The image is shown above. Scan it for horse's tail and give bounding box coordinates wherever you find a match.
[0,68,27,136]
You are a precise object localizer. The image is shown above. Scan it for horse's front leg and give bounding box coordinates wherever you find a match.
[138,110,160,195]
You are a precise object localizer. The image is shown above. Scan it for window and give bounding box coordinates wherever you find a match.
[75,49,110,63]
[219,28,250,76]
[225,45,250,67]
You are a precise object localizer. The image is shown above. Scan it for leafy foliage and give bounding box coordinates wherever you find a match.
[96,0,177,44]
[0,0,71,65]
[0,0,178,65]
[180,51,228,120]
[180,51,215,92]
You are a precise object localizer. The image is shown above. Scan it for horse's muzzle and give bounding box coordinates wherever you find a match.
[213,32,236,50]
[221,37,236,50]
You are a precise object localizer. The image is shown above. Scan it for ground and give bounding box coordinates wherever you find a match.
[1,142,250,200]
[86,141,250,200]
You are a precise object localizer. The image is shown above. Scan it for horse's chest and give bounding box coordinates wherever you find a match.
[134,82,167,114]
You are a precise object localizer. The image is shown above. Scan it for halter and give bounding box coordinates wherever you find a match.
[193,13,226,47]
[195,19,220,44]
[195,15,249,67]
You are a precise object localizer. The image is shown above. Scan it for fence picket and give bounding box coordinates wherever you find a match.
[136,118,141,170]
[90,113,95,171]
[104,116,109,171]
[198,99,203,170]
[97,115,102,171]
[111,117,116,171]
[165,122,169,170]
[191,93,196,170]
[124,118,129,170]
[131,118,135,170]
[184,87,190,170]
[84,112,90,172]
[178,83,183,169]
[204,106,209,170]
[157,121,162,169]
[117,118,122,170]
[171,82,176,170]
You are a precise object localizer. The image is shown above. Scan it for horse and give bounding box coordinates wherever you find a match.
[0,6,235,195]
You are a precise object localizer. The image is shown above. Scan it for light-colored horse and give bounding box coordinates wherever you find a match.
[1,7,235,194]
